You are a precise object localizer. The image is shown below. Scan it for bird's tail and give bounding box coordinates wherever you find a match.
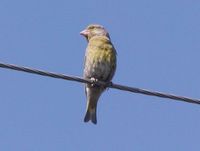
[84,86,103,124]
[84,105,97,124]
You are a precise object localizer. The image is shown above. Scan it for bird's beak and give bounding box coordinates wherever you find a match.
[80,29,89,36]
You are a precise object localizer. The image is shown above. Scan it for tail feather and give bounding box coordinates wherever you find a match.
[84,107,97,124]
[84,86,103,124]
[84,109,90,123]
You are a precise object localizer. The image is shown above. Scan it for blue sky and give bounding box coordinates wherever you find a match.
[0,0,200,150]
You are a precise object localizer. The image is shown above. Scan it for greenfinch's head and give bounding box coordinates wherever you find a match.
[80,24,110,41]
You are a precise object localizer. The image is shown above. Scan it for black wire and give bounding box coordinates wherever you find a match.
[0,62,200,105]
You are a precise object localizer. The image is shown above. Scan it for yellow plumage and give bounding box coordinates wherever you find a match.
[80,24,117,124]
[87,36,116,66]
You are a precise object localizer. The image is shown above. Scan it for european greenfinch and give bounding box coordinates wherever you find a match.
[80,24,117,124]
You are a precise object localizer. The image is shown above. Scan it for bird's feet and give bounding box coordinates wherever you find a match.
[90,77,112,88]
[90,77,98,87]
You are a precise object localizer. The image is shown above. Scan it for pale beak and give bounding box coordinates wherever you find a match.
[80,29,89,36]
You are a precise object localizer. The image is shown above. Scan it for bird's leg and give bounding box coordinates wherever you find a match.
[90,78,112,88]
[90,77,98,87]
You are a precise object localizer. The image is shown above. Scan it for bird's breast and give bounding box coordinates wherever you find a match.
[84,38,116,81]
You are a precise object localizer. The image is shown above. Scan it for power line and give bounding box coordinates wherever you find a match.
[0,61,199,105]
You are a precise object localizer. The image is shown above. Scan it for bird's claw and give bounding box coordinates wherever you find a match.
[90,77,98,87]
[90,78,112,88]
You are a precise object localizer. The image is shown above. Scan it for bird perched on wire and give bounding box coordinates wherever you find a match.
[80,24,117,124]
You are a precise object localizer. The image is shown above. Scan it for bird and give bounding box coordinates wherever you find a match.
[80,24,117,124]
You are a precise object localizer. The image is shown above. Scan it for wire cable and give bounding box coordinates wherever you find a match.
[0,62,199,105]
